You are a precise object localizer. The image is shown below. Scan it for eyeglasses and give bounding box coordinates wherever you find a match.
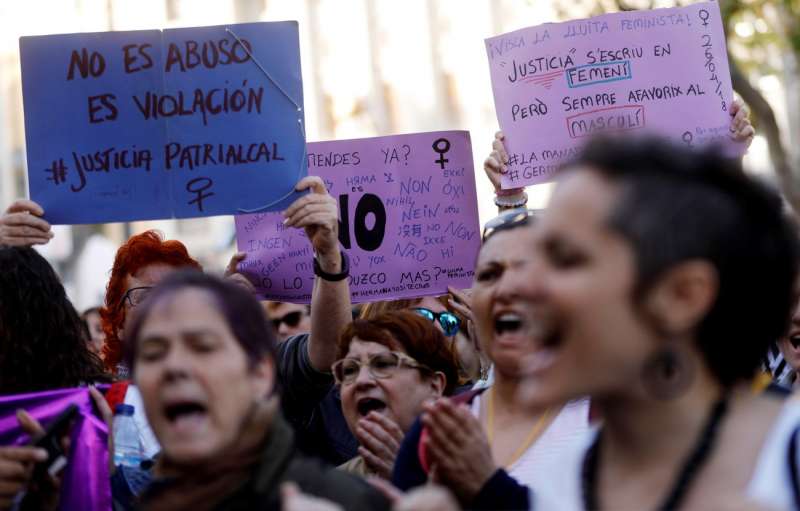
[413,307,460,337]
[481,208,537,242]
[271,310,306,331]
[120,286,153,309]
[332,351,432,385]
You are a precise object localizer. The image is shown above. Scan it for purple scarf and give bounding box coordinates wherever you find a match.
[0,387,111,511]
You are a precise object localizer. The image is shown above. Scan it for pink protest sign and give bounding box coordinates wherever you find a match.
[485,1,744,189]
[234,131,479,303]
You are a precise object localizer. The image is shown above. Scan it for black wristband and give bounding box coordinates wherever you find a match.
[313,251,350,281]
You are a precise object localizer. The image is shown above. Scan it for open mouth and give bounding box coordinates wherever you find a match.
[494,312,523,334]
[356,397,386,417]
[164,401,207,426]
[791,335,800,349]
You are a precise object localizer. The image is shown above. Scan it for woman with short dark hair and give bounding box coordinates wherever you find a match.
[465,135,800,510]
[124,271,388,511]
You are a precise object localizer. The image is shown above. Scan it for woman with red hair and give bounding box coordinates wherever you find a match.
[99,230,200,376]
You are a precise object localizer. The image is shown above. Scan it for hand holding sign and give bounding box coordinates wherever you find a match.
[225,251,258,295]
[0,199,53,247]
[482,131,509,193]
[235,131,480,304]
[729,98,754,147]
[485,1,746,189]
[20,22,306,224]
[283,177,341,272]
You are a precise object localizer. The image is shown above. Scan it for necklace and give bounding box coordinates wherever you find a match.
[485,386,554,467]
[581,394,729,511]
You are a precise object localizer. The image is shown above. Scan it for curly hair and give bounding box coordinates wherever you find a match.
[0,247,107,394]
[100,230,201,373]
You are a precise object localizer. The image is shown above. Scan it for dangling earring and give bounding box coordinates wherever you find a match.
[641,345,695,400]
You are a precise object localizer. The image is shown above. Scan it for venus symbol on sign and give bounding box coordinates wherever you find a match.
[432,138,451,170]
[187,177,215,212]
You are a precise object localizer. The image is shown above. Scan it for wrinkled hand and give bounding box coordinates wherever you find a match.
[223,251,257,295]
[0,410,62,511]
[729,98,755,147]
[280,482,344,511]
[483,131,508,193]
[0,199,53,247]
[393,485,460,511]
[283,177,340,271]
[355,412,405,480]
[422,399,496,503]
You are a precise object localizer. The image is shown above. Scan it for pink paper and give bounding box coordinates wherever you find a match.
[234,131,480,303]
[485,1,744,189]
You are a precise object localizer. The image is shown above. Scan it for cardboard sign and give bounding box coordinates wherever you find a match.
[235,131,480,303]
[485,1,743,188]
[20,22,306,224]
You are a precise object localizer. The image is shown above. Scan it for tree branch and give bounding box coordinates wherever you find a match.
[730,59,800,214]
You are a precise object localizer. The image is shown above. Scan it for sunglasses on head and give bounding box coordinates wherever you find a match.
[481,208,537,242]
[413,307,460,337]
[271,310,306,331]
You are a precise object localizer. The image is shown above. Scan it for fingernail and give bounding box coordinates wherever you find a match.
[34,448,48,460]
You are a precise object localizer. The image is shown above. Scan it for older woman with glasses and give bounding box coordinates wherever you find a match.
[361,296,488,388]
[334,311,459,479]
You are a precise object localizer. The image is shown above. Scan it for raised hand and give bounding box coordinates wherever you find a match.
[0,199,53,247]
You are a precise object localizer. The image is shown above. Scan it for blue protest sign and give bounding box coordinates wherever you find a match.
[19,22,306,224]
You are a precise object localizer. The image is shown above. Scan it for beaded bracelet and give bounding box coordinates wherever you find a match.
[494,191,528,209]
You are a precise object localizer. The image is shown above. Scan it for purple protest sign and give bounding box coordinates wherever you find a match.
[234,131,479,303]
[485,1,744,189]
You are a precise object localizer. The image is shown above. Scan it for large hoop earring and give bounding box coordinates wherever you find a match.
[641,345,695,400]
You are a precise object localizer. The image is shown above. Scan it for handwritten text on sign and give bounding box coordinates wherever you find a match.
[19,22,306,224]
[485,1,743,189]
[234,131,480,304]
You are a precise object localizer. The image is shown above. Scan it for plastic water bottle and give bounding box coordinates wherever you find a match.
[113,404,145,469]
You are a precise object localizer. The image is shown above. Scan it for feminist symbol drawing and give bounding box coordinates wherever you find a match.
[187,177,215,212]
[682,131,694,148]
[432,138,451,170]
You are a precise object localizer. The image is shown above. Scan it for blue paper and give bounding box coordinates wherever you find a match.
[19,22,307,224]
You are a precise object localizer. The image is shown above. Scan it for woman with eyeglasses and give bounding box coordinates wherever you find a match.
[391,207,590,509]
[334,311,459,479]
